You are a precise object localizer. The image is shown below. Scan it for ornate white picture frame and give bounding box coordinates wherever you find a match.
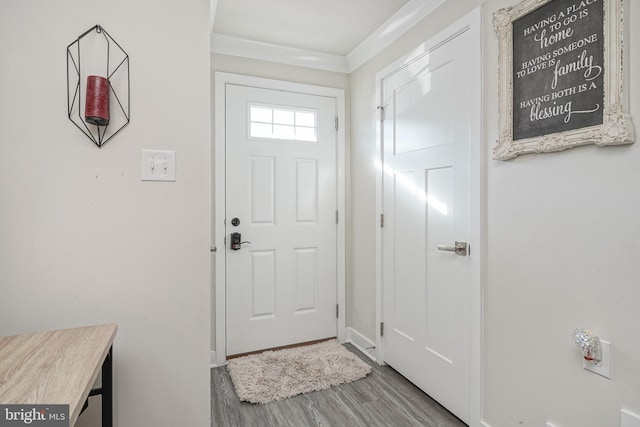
[493,0,634,160]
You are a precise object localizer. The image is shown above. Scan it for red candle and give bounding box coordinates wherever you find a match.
[85,75,110,126]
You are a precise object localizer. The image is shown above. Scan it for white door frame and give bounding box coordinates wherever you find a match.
[214,72,346,365]
[374,7,484,426]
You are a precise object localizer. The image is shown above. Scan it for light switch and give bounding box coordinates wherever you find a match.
[141,150,176,181]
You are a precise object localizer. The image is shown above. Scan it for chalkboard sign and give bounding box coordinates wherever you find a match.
[513,0,605,140]
[492,0,633,160]
[512,0,604,141]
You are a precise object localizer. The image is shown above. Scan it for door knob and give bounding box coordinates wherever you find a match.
[230,232,252,251]
[437,241,469,256]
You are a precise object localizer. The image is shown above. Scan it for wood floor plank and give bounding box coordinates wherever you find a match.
[211,343,466,427]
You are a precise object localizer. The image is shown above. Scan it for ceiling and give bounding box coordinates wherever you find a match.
[212,0,410,56]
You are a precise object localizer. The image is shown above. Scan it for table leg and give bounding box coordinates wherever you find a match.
[102,346,113,427]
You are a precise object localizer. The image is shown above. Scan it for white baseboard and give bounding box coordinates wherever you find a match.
[210,350,217,368]
[346,327,377,362]
[477,410,640,427]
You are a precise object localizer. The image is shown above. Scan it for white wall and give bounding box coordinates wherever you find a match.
[0,1,211,426]
[349,1,640,426]
[211,54,350,89]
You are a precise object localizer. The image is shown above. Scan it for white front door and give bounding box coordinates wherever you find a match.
[224,83,338,356]
[379,16,480,424]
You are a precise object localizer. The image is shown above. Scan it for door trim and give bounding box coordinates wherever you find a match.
[214,72,346,365]
[374,7,484,426]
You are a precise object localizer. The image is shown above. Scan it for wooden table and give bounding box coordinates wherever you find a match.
[0,323,117,426]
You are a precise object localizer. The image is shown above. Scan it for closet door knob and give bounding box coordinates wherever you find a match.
[437,241,469,256]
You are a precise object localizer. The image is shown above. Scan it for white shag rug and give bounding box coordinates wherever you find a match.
[226,340,371,404]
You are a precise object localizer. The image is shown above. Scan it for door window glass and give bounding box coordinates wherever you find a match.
[249,104,317,142]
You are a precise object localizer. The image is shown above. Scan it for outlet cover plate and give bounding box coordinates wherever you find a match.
[141,150,176,181]
[621,409,640,427]
[583,339,611,379]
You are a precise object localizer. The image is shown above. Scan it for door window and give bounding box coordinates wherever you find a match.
[249,104,317,142]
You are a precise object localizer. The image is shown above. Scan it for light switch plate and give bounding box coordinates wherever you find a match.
[141,150,176,181]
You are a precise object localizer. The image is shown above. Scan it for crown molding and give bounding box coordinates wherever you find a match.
[211,33,350,73]
[210,0,447,74]
[210,0,218,32]
[346,0,446,72]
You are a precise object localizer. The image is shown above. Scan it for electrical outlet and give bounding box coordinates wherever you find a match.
[141,150,176,181]
[621,409,640,427]
[584,339,611,379]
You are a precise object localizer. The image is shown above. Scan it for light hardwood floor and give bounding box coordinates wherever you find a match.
[211,343,466,427]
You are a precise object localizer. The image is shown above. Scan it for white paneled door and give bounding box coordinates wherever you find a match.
[380,21,479,424]
[225,84,338,356]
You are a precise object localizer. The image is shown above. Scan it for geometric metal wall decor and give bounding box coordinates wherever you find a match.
[67,25,130,148]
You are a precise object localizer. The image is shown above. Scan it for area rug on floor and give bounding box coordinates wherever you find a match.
[226,339,372,404]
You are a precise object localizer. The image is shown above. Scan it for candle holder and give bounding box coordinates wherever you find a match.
[67,25,130,148]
